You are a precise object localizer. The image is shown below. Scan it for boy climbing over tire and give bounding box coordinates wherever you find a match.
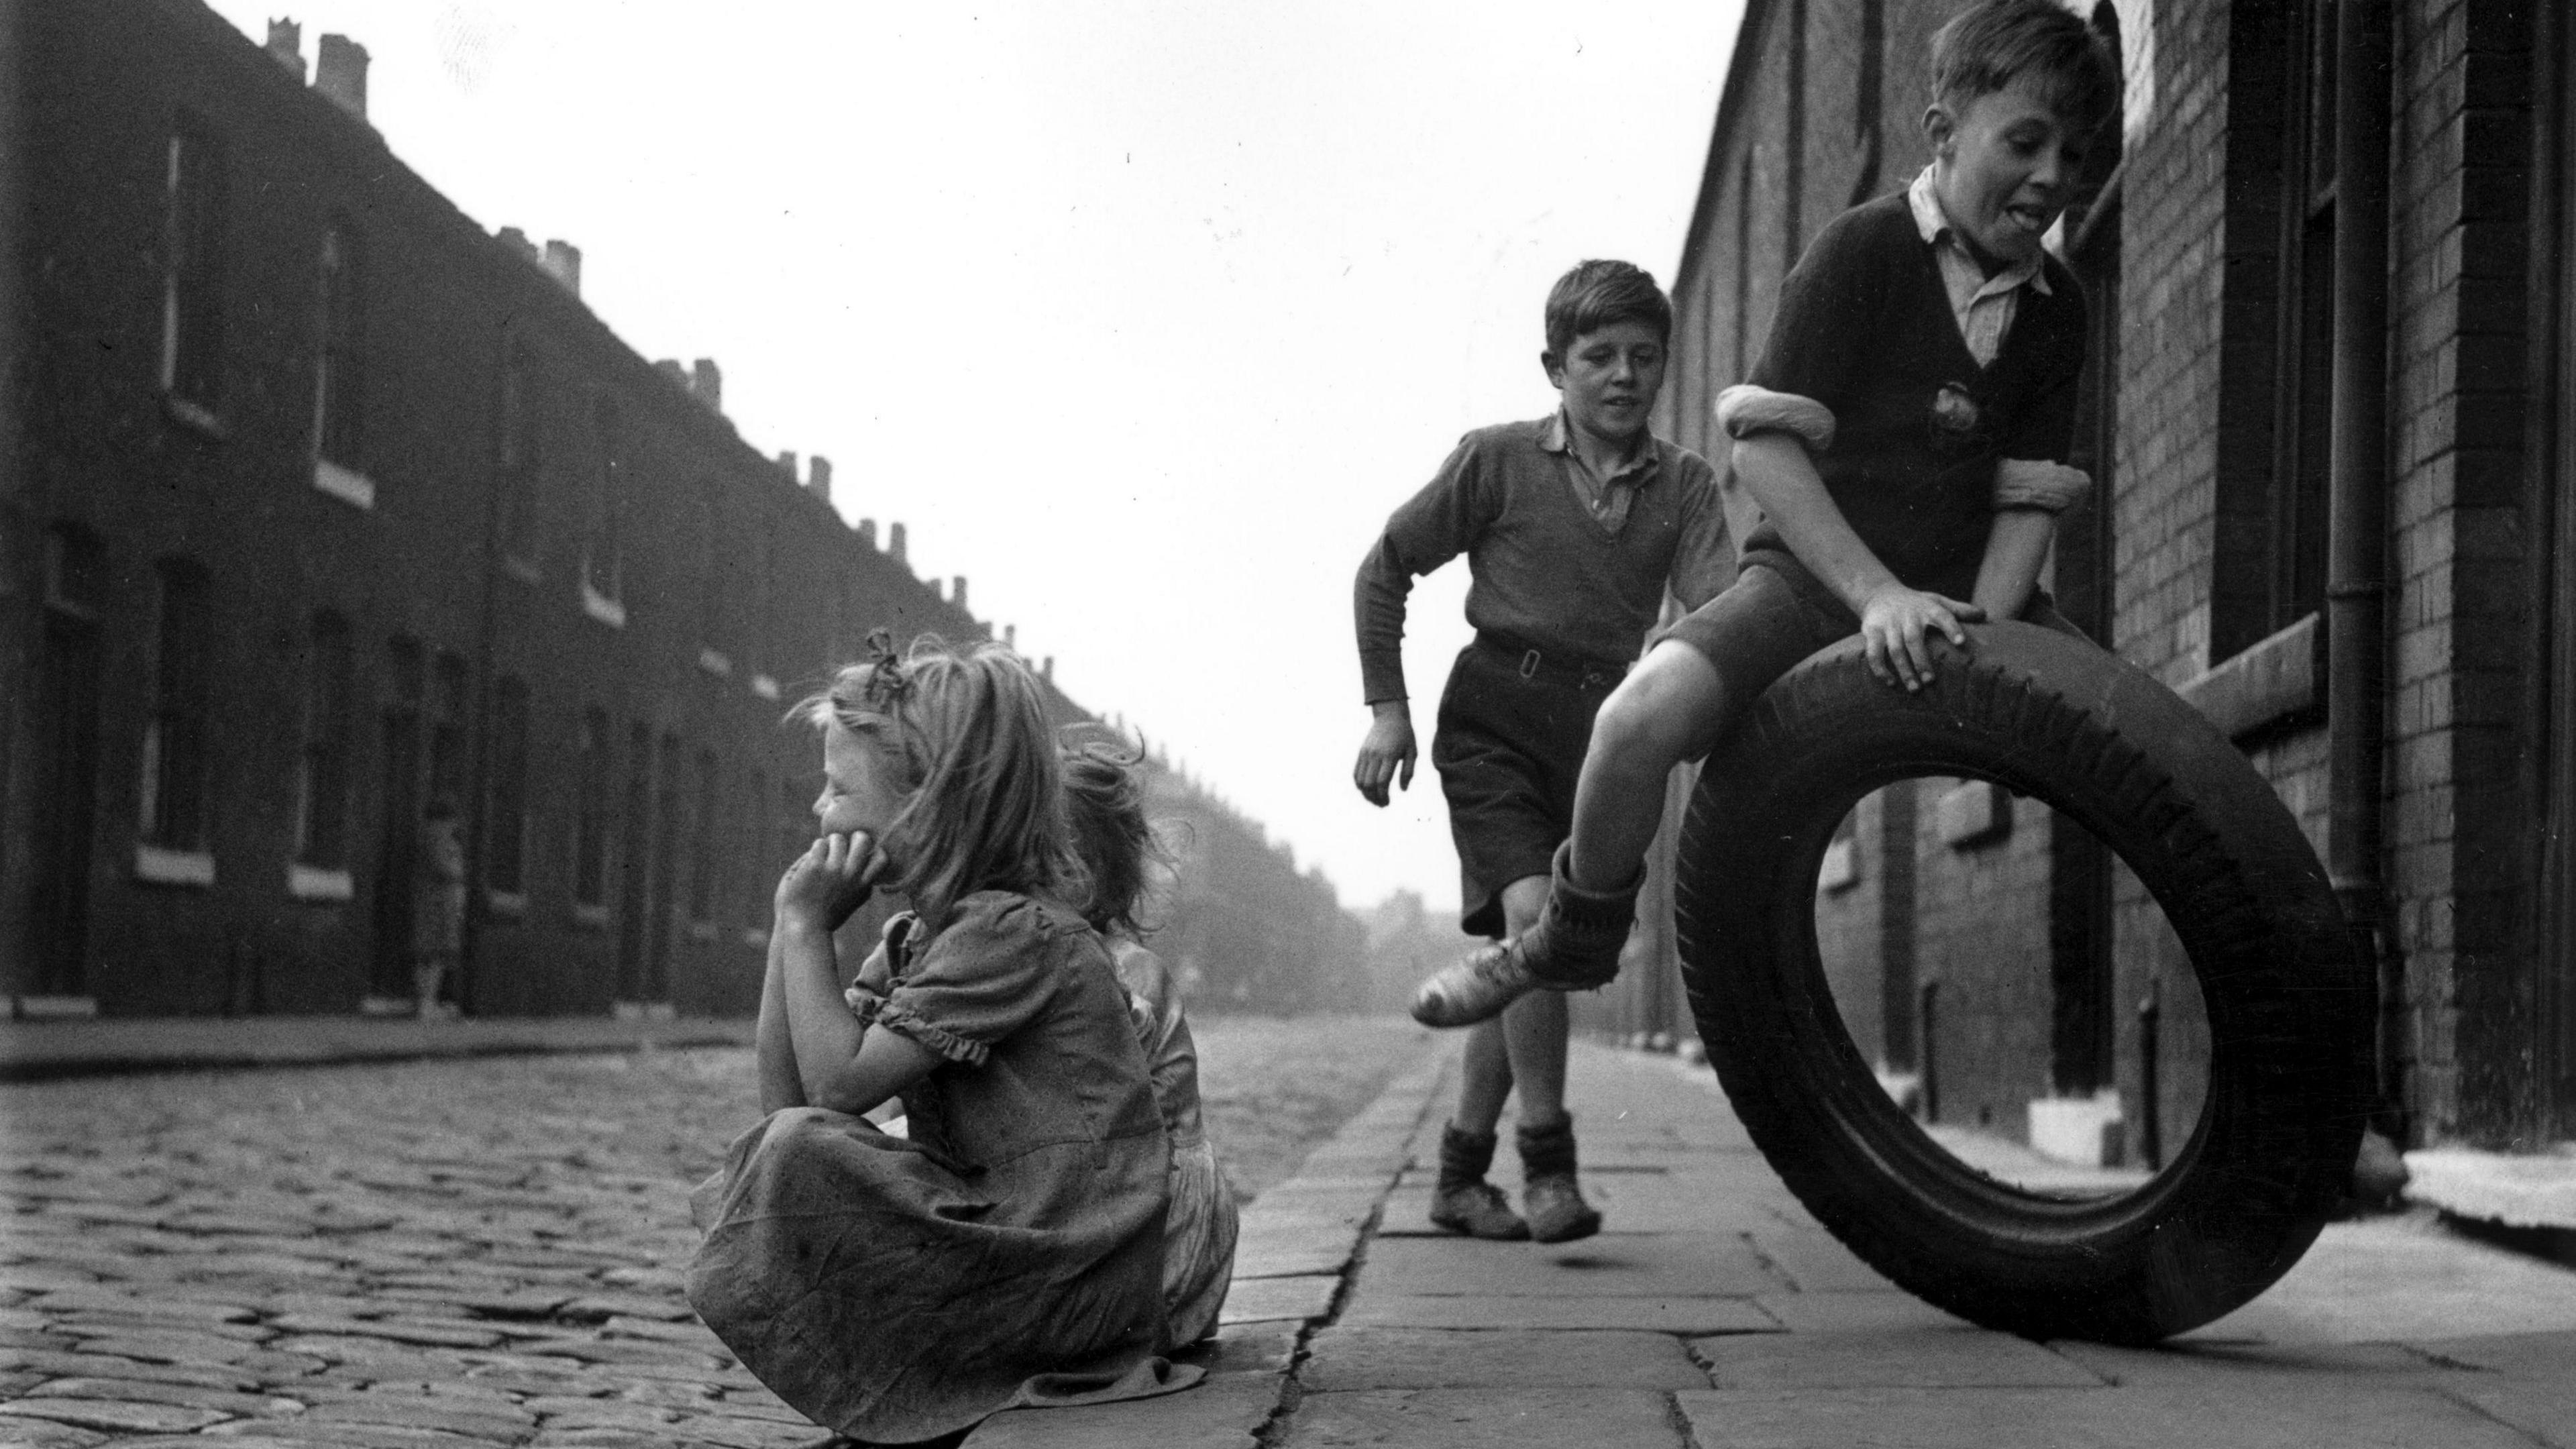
[1410,0,2120,1026]
[1353,260,1731,1242]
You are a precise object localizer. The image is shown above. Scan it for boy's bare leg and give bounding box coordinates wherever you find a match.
[1566,641,1734,890]
[1430,876,1548,1240]
[754,928,808,1114]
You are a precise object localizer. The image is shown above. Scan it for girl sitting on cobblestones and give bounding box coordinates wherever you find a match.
[1062,739,1240,1348]
[686,635,1193,1445]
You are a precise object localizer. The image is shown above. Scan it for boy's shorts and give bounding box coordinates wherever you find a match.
[1658,553,2086,748]
[1433,635,1625,940]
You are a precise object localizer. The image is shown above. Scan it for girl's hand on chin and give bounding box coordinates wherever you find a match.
[776,831,892,932]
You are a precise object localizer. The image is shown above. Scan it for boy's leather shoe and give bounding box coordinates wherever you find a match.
[1518,1114,1603,1244]
[1410,941,1538,1027]
[1429,1180,1532,1240]
[1411,843,1640,1026]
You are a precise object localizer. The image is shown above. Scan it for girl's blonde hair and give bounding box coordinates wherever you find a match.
[798,634,1084,931]
[1061,739,1168,940]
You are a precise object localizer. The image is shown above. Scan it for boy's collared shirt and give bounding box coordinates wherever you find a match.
[1907,165,2051,368]
[1540,409,1658,537]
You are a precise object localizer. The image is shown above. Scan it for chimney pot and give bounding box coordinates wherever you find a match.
[775,450,798,480]
[266,18,305,80]
[807,455,833,502]
[951,576,969,612]
[888,522,908,564]
[690,358,722,411]
[857,519,877,549]
[541,239,582,296]
[314,33,369,119]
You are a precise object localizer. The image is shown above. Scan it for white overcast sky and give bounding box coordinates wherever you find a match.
[207,1,1744,917]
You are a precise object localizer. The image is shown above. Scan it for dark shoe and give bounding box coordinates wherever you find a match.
[1518,1115,1603,1244]
[1511,842,1642,991]
[1429,1124,1530,1240]
[1411,940,1539,1028]
[1430,1180,1532,1240]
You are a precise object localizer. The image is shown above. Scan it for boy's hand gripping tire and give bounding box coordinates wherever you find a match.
[1674,621,2373,1344]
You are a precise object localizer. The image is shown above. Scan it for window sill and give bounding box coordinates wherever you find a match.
[288,863,355,901]
[12,995,99,1020]
[502,556,543,587]
[739,926,770,949]
[581,582,627,629]
[360,994,415,1017]
[1819,837,1860,892]
[612,1000,676,1022]
[2181,612,2322,741]
[698,647,733,678]
[313,458,375,510]
[485,888,529,918]
[134,845,216,887]
[751,674,780,702]
[162,394,227,440]
[1937,779,2011,850]
[690,920,720,942]
[572,902,611,929]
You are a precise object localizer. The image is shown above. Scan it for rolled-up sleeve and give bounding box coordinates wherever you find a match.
[875,895,1057,1067]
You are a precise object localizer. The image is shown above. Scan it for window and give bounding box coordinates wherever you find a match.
[484,677,531,895]
[574,707,611,907]
[294,612,356,870]
[140,559,213,853]
[428,651,468,808]
[2211,1,2335,663]
[313,219,368,500]
[162,115,228,417]
[582,398,624,620]
[498,340,539,566]
[696,480,725,655]
[690,749,721,924]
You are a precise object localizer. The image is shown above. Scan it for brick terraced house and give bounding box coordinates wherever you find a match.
[0,0,1362,1022]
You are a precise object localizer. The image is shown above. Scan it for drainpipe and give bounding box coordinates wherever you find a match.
[2327,0,2396,1136]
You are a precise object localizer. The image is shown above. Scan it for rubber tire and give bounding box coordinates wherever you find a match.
[1674,620,2372,1344]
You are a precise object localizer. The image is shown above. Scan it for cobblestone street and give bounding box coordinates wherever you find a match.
[0,1016,1425,1449]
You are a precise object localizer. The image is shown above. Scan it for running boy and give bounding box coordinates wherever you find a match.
[1354,260,1729,1241]
[1410,0,2120,1026]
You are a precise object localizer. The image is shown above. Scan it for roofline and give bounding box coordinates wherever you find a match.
[1672,0,1778,302]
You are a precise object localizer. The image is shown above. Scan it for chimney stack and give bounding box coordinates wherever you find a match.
[889,523,907,564]
[496,226,539,264]
[857,519,877,549]
[951,576,969,612]
[1042,656,1055,680]
[541,239,582,296]
[266,19,305,80]
[775,451,798,481]
[690,358,722,412]
[1003,624,1017,651]
[314,33,368,119]
[653,359,686,386]
[806,456,833,502]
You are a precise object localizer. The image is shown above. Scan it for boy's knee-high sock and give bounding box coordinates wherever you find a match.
[1438,1124,1502,1191]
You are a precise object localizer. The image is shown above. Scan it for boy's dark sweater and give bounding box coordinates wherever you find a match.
[1739,190,2086,602]
[1354,417,1725,705]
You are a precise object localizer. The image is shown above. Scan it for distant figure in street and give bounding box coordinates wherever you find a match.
[1351,259,1733,1243]
[686,635,1191,1445]
[411,798,467,1020]
[1409,0,2116,1021]
[1061,738,1239,1347]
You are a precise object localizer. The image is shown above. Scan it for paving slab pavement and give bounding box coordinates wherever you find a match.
[971,1036,2576,1449]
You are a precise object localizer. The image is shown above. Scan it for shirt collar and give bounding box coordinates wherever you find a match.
[1907,166,2052,297]
[1540,411,1659,482]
